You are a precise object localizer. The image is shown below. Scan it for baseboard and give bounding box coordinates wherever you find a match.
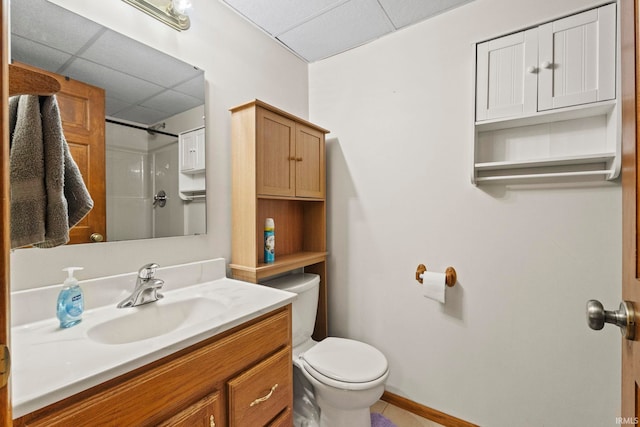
[381,391,479,427]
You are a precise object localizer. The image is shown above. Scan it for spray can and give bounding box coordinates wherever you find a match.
[264,218,275,263]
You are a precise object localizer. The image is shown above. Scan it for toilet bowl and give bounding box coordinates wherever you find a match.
[262,273,389,427]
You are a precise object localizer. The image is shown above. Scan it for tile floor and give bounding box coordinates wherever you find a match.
[371,400,445,427]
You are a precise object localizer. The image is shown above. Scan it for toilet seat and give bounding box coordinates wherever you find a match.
[300,337,389,391]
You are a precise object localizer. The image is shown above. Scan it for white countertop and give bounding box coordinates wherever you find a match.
[10,259,295,418]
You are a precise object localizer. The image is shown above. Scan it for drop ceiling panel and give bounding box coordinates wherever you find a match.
[277,0,394,62]
[173,75,206,102]
[222,0,476,62]
[80,30,202,89]
[11,0,103,55]
[63,58,164,104]
[11,0,206,126]
[221,0,342,35]
[112,105,170,124]
[141,90,203,114]
[378,0,475,28]
[11,35,72,72]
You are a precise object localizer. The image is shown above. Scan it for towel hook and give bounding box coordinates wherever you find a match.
[415,264,457,287]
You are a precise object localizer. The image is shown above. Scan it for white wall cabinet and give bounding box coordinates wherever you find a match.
[473,3,619,184]
[179,127,206,173]
[178,127,206,200]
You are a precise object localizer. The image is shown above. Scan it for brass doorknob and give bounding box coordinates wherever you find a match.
[90,233,104,243]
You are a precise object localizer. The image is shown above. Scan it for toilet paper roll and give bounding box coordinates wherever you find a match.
[421,271,446,303]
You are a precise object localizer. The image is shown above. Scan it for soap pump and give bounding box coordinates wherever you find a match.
[56,267,84,328]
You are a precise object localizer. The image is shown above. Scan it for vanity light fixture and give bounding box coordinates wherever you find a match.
[122,0,192,31]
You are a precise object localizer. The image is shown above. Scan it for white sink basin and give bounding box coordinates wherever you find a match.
[87,297,228,345]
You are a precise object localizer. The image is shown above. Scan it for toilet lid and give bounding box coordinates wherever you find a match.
[301,337,388,383]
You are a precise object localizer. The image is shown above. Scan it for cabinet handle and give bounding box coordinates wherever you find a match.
[209,414,215,427]
[288,156,296,161]
[541,61,552,69]
[526,65,537,74]
[296,157,303,161]
[249,383,278,407]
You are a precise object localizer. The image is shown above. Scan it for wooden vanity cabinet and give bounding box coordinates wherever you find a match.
[14,306,292,427]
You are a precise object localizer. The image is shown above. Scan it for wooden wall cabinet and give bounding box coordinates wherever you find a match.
[256,108,325,199]
[473,3,620,184]
[230,99,329,339]
[15,307,293,427]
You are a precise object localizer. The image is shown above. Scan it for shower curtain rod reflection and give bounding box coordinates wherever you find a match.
[106,118,179,137]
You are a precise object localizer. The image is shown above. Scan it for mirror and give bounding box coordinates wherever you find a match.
[10,0,207,243]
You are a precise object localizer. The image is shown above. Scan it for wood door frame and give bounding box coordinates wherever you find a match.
[621,0,638,420]
[0,0,10,424]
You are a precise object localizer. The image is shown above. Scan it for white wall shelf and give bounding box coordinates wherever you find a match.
[472,2,619,185]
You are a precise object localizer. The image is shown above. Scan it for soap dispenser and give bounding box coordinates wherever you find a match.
[56,267,84,328]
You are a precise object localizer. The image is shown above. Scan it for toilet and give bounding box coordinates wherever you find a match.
[262,273,389,427]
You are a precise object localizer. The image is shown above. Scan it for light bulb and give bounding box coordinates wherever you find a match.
[171,0,192,15]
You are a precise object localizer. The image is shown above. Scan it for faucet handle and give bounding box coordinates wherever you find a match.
[138,263,159,279]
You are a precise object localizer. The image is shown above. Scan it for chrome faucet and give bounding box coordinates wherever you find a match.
[117,263,164,308]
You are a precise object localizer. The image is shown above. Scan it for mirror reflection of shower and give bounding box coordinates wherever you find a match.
[106,116,205,241]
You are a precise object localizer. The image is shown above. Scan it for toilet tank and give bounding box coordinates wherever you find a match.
[261,273,319,348]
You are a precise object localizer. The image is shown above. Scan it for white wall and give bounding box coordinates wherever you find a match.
[10,0,309,289]
[309,0,621,425]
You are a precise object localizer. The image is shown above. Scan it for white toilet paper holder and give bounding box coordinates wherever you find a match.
[415,264,457,287]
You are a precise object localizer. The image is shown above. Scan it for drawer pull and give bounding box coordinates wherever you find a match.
[249,383,278,407]
[209,414,215,427]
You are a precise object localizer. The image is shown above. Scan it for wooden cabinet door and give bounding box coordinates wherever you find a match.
[475,28,538,121]
[257,108,296,197]
[538,3,616,110]
[158,392,221,427]
[295,123,325,198]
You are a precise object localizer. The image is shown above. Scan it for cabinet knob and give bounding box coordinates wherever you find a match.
[209,414,215,427]
[541,61,552,69]
[526,65,537,74]
[296,157,303,161]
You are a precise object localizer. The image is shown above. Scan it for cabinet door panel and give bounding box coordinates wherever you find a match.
[257,108,296,197]
[295,124,325,198]
[476,29,538,121]
[538,3,615,110]
[158,391,221,427]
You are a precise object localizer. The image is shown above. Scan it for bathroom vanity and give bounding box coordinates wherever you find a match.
[10,260,295,426]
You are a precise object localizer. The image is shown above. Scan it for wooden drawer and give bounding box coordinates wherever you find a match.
[228,347,292,427]
[269,407,293,426]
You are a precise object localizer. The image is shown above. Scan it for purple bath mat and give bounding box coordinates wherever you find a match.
[371,412,397,427]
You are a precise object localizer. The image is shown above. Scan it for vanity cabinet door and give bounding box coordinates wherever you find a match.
[538,3,616,111]
[227,347,292,427]
[475,28,538,121]
[158,391,221,427]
